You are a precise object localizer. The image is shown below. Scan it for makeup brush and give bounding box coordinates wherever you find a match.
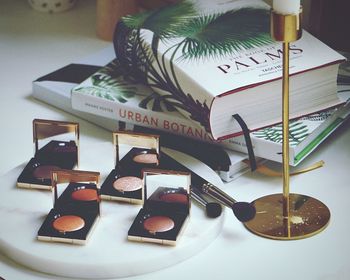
[159,149,255,222]
[191,187,222,218]
[201,183,256,222]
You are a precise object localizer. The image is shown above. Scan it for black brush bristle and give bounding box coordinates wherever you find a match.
[205,202,222,218]
[232,202,256,222]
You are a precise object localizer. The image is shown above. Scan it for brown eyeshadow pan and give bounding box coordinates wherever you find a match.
[52,215,85,233]
[133,153,158,164]
[143,216,175,234]
[159,193,188,204]
[113,176,143,192]
[32,165,61,180]
[71,189,98,201]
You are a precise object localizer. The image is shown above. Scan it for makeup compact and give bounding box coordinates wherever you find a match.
[100,131,160,204]
[37,170,100,245]
[128,169,191,245]
[17,119,79,190]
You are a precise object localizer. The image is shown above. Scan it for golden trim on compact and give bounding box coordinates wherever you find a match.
[100,131,160,204]
[37,169,100,245]
[128,169,191,246]
[17,119,79,190]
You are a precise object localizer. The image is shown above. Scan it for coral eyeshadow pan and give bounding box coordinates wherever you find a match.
[71,189,98,201]
[52,215,85,233]
[143,216,175,234]
[160,193,188,204]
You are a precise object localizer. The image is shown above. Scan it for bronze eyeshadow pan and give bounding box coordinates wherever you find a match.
[32,165,61,180]
[159,192,188,204]
[143,215,175,234]
[53,215,85,233]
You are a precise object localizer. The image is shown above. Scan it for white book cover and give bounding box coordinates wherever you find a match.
[115,0,345,139]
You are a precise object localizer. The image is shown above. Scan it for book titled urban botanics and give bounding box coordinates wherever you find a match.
[113,0,345,140]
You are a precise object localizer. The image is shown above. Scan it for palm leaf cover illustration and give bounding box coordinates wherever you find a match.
[74,60,137,103]
[114,1,272,132]
[253,122,310,147]
[253,110,333,147]
[74,59,176,112]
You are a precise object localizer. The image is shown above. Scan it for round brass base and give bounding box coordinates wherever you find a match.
[244,193,330,240]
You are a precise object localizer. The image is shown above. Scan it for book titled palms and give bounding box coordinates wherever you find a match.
[114,0,345,140]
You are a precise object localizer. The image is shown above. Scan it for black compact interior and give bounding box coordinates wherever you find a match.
[128,169,191,246]
[100,131,160,204]
[17,140,78,189]
[17,119,79,190]
[37,170,100,245]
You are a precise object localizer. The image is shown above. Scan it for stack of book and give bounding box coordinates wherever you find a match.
[32,0,350,182]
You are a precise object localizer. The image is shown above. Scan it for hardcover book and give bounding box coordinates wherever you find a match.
[114,0,345,140]
[70,52,350,166]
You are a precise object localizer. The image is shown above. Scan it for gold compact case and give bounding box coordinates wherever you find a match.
[37,170,100,245]
[17,119,79,190]
[100,131,160,204]
[128,169,191,246]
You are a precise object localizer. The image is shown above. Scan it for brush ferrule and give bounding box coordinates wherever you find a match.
[191,188,207,207]
[201,183,236,208]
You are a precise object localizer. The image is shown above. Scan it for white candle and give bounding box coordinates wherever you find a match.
[273,0,301,15]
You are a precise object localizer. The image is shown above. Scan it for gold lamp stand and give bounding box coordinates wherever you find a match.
[244,8,330,240]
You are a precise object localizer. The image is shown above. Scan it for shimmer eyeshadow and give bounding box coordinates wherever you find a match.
[133,153,158,164]
[71,188,98,201]
[143,216,175,234]
[159,192,188,204]
[52,215,85,233]
[32,165,61,180]
[113,176,143,192]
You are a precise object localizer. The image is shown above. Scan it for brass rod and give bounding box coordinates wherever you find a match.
[282,42,291,237]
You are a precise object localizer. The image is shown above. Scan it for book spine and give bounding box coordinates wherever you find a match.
[71,86,295,165]
[222,135,296,166]
[71,89,215,143]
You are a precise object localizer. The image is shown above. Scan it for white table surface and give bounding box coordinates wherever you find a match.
[1,1,350,280]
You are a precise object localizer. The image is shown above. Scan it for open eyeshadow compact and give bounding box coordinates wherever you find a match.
[100,131,160,204]
[17,119,79,190]
[37,169,100,245]
[128,169,191,245]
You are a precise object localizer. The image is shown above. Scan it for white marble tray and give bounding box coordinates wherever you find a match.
[0,143,225,279]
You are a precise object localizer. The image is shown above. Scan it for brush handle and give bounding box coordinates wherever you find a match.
[201,183,236,208]
[191,187,209,207]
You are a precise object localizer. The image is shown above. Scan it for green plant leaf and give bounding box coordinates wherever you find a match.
[253,121,312,147]
[123,0,197,38]
[179,8,273,60]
